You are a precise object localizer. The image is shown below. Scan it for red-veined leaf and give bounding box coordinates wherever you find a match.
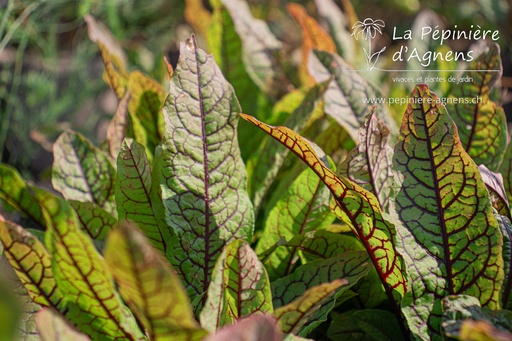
[393,84,503,340]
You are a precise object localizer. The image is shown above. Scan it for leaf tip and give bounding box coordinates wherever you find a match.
[185,34,197,52]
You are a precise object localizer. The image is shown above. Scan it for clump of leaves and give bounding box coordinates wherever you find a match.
[0,1,511,341]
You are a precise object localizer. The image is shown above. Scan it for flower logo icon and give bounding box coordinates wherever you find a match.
[352,18,386,70]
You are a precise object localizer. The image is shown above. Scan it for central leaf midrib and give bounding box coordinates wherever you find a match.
[421,104,454,295]
[192,39,213,299]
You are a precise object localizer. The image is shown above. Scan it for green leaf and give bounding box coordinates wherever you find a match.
[351,266,388,309]
[495,212,512,310]
[0,216,64,309]
[393,84,504,340]
[217,0,281,97]
[446,42,506,171]
[52,130,117,217]
[203,314,282,341]
[255,165,336,279]
[328,310,404,341]
[104,222,206,341]
[479,165,511,220]
[274,280,347,335]
[207,0,272,160]
[271,251,371,335]
[271,251,370,307]
[200,240,273,332]
[69,201,116,242]
[241,113,407,301]
[36,308,90,341]
[127,71,166,156]
[315,120,355,165]
[40,193,144,340]
[116,139,167,252]
[308,50,397,141]
[441,295,512,339]
[338,111,397,212]
[155,35,254,303]
[289,230,387,309]
[0,164,45,228]
[282,230,364,261]
[268,89,306,126]
[248,81,329,211]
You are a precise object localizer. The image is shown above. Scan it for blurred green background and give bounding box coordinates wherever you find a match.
[0,0,510,181]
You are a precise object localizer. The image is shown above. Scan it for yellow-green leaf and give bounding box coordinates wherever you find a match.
[0,164,45,228]
[0,216,64,309]
[69,201,116,242]
[274,280,347,334]
[105,222,206,341]
[40,193,144,340]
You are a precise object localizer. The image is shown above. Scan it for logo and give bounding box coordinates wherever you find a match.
[351,18,386,70]
[350,17,501,76]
